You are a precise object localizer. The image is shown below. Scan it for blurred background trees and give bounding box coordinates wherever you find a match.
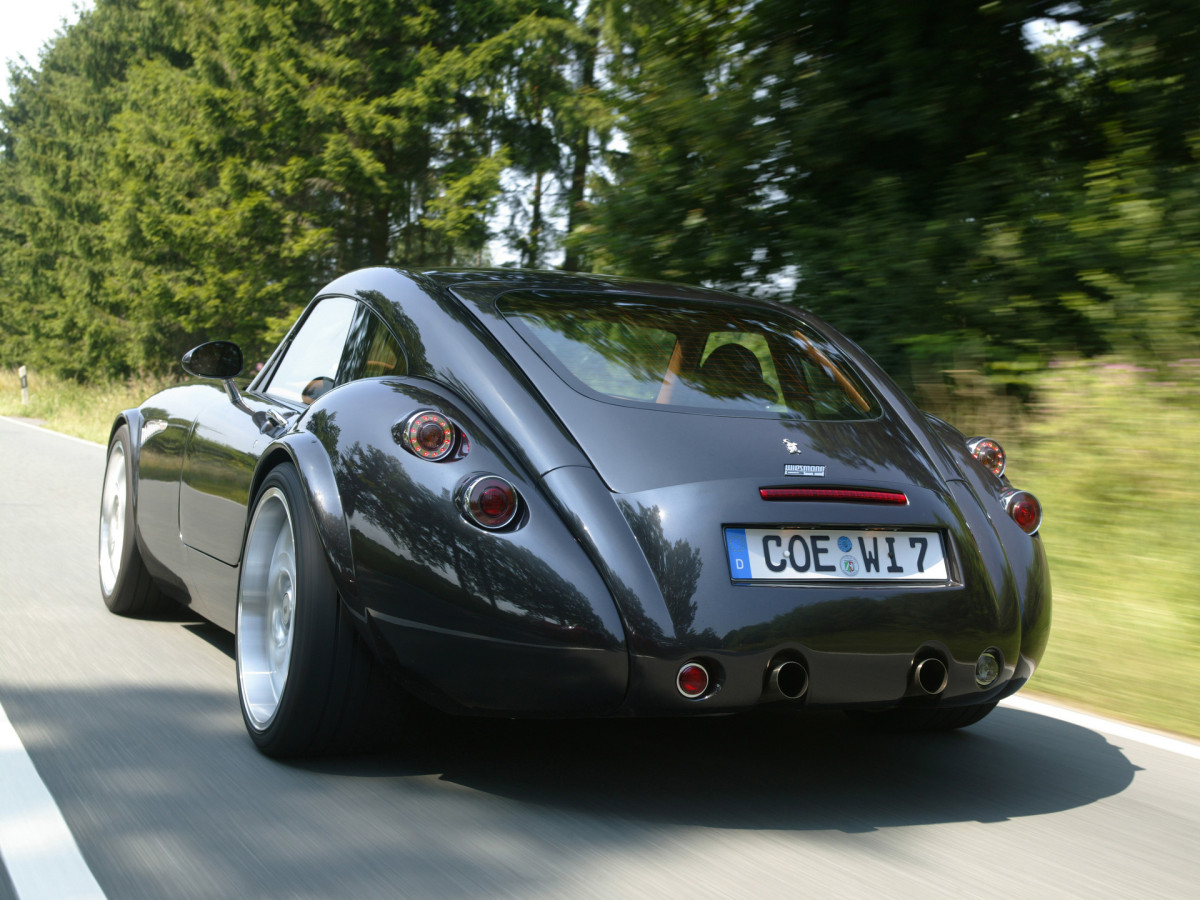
[2,0,1200,381]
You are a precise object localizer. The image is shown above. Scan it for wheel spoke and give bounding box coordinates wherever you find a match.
[237,487,298,731]
[99,443,127,595]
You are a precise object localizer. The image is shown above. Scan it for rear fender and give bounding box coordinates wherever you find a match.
[925,414,1052,669]
[108,408,144,449]
[274,377,631,714]
[108,408,147,539]
[252,432,357,603]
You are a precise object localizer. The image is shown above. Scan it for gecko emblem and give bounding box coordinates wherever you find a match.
[782,439,801,454]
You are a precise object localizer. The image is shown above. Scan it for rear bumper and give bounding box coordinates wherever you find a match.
[366,607,631,716]
[366,602,1040,717]
[619,642,1031,716]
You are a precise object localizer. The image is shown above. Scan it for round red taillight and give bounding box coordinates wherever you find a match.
[676,662,710,699]
[1002,489,1042,535]
[462,475,519,530]
[401,411,455,461]
[478,486,509,519]
[967,437,1006,477]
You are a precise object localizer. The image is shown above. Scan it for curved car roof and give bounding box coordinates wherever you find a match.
[413,267,793,312]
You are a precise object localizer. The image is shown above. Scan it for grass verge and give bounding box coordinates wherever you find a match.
[928,358,1200,740]
[1010,361,1200,740]
[0,369,176,443]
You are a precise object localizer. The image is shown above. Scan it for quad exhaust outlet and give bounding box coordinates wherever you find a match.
[912,657,949,695]
[767,659,809,701]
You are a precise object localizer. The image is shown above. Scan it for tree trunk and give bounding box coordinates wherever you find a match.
[562,24,597,273]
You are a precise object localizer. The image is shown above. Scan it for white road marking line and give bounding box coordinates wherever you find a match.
[1003,694,1200,761]
[0,416,102,448]
[0,699,107,900]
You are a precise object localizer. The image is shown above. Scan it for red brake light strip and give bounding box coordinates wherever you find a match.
[759,487,909,504]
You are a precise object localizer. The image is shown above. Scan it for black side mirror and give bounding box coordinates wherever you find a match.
[182,341,244,379]
[182,340,252,413]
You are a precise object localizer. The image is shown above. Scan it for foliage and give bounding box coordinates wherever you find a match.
[0,0,586,376]
[579,1,1087,376]
[4,0,1200,384]
[577,0,1200,381]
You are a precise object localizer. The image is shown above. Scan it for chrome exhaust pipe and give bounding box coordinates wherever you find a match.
[768,660,809,700]
[913,657,948,695]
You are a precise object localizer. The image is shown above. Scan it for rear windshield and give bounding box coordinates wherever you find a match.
[498,291,879,420]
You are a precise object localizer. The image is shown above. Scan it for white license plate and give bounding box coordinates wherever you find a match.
[725,527,948,582]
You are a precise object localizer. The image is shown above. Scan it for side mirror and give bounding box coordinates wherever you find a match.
[183,340,251,412]
[182,341,243,379]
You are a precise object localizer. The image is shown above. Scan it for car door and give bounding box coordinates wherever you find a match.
[178,295,358,565]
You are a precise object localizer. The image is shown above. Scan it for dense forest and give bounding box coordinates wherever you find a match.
[2,0,1199,383]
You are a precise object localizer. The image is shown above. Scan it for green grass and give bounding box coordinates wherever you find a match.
[6,360,1200,740]
[925,359,1200,740]
[0,368,176,444]
[1007,361,1200,739]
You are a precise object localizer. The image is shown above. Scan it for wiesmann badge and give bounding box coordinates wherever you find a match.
[782,438,825,477]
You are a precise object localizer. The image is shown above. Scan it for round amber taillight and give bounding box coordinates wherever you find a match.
[967,437,1006,477]
[1002,489,1042,535]
[461,475,519,530]
[402,411,455,461]
[416,420,445,450]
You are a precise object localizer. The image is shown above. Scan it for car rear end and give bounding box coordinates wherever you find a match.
[466,279,1049,717]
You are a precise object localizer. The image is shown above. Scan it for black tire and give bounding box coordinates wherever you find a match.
[846,701,998,734]
[235,463,384,758]
[99,425,171,617]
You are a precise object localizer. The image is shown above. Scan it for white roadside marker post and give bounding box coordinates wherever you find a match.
[19,365,28,405]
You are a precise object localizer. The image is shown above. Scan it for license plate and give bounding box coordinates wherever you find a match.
[725,527,948,582]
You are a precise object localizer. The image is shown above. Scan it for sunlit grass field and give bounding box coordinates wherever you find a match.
[1015,362,1200,739]
[0,369,177,443]
[4,359,1199,739]
[927,359,1200,740]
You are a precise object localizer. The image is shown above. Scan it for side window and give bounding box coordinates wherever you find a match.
[266,296,356,405]
[340,307,407,382]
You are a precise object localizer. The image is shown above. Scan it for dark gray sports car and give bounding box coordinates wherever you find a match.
[98,267,1050,757]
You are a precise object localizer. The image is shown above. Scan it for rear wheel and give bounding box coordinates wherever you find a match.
[847,701,998,733]
[237,463,383,757]
[99,425,171,617]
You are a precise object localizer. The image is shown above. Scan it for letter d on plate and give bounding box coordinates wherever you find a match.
[725,528,751,578]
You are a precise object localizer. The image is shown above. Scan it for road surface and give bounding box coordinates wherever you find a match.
[1,415,1197,898]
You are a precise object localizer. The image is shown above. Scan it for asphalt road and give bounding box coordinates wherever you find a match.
[2,414,1198,899]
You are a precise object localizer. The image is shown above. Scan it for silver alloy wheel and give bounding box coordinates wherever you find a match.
[238,487,298,731]
[99,441,127,595]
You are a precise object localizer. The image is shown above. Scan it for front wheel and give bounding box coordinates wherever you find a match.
[846,701,998,733]
[99,425,171,617]
[236,463,383,757]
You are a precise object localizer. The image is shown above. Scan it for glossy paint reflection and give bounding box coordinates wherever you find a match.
[615,500,706,641]
[114,265,1050,724]
[342,441,611,644]
[293,380,629,713]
